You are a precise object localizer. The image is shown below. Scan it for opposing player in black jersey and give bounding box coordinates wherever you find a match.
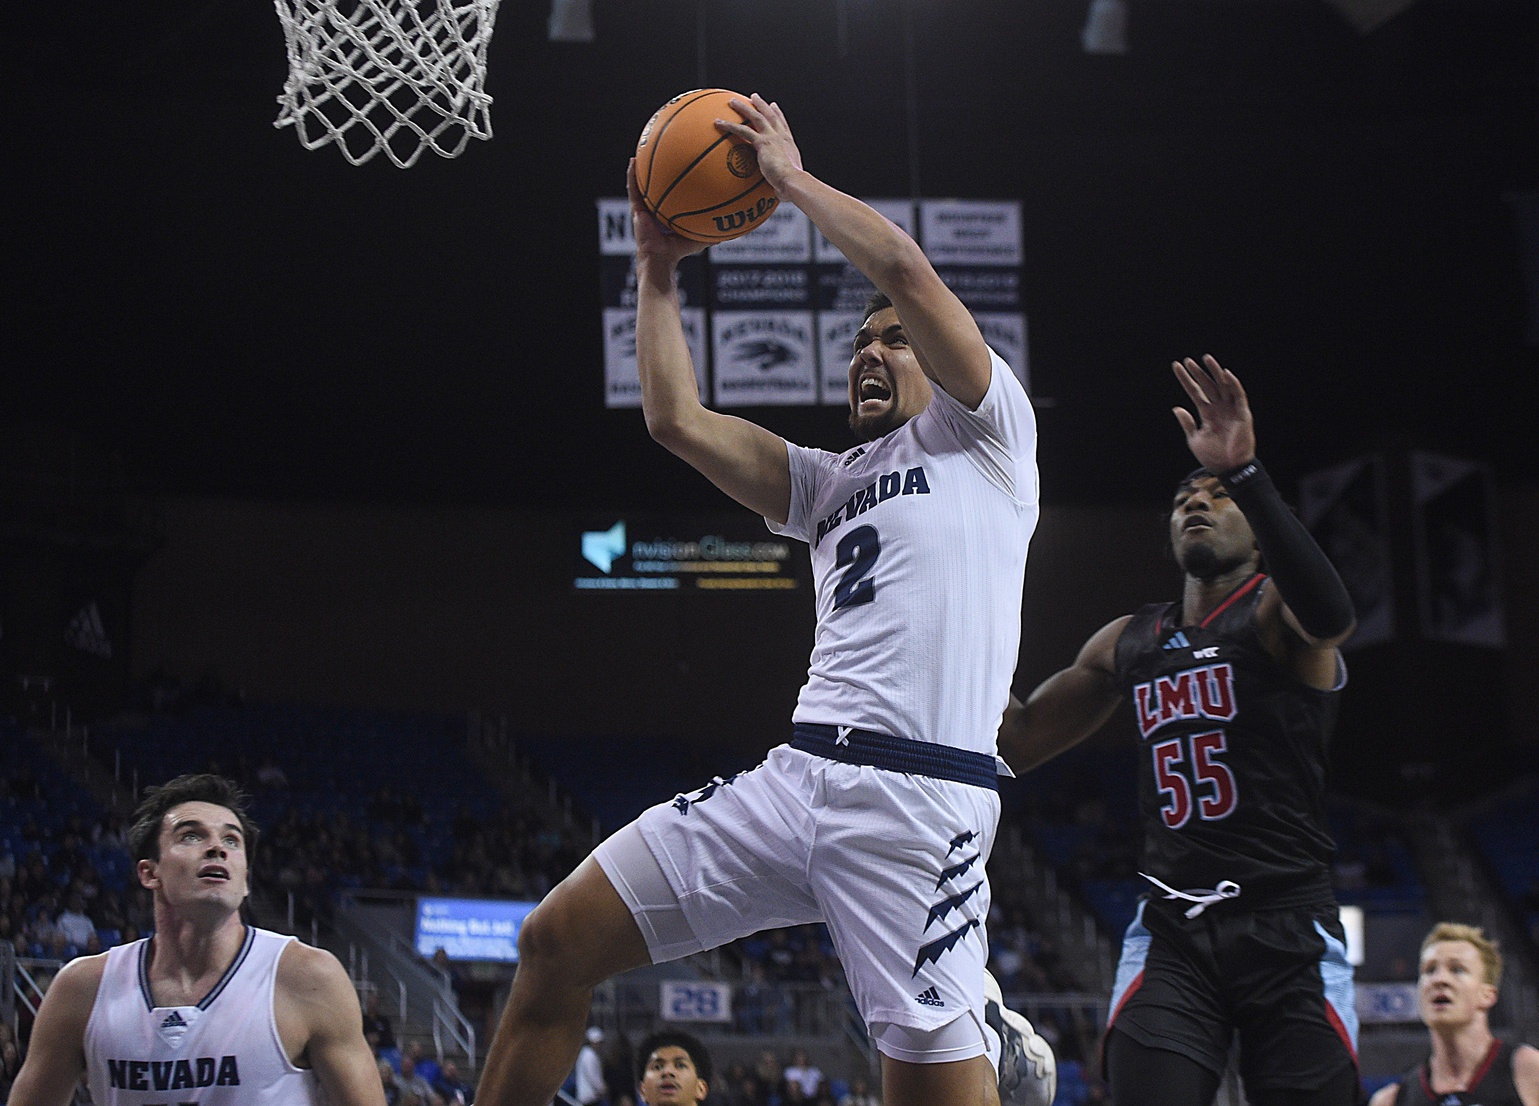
[1369,923,1539,1106]
[996,355,1360,1106]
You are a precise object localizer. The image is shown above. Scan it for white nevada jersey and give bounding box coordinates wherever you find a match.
[84,926,324,1106]
[769,349,1038,758]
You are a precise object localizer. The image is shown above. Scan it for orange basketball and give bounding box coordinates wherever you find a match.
[635,89,779,244]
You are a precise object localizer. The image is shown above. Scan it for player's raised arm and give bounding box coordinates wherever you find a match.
[718,95,993,410]
[996,617,1127,774]
[279,943,388,1106]
[627,161,793,524]
[1171,355,1355,650]
[6,955,103,1106]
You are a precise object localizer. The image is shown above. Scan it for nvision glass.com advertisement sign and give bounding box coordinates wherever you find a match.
[573,513,805,593]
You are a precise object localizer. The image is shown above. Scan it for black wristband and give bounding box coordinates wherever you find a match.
[1216,458,1268,494]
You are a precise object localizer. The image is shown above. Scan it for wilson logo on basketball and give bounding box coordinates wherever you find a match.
[712,196,777,234]
[726,144,758,178]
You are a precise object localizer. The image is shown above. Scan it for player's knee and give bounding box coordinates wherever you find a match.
[514,898,571,969]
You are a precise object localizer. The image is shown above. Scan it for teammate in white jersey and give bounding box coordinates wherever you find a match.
[479,94,1048,1106]
[8,774,383,1106]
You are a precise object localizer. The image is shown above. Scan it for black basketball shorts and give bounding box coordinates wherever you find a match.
[1104,898,1359,1093]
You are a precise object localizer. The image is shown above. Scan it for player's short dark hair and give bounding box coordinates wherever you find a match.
[635,1029,712,1084]
[1177,466,1214,494]
[128,774,259,863]
[862,290,892,323]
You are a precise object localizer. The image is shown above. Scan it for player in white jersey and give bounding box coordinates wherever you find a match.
[478,94,1049,1106]
[8,774,383,1106]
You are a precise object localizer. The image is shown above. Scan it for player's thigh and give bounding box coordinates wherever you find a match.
[809,766,1000,1034]
[881,1052,999,1106]
[1105,1027,1222,1106]
[1105,903,1231,1082]
[1232,907,1359,1097]
[516,854,651,986]
[1246,1066,1362,1106]
[605,749,824,959]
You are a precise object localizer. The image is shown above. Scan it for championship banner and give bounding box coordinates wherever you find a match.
[921,200,1029,393]
[573,513,805,593]
[598,198,1029,407]
[708,206,816,407]
[597,198,707,409]
[1410,452,1505,647]
[815,200,916,405]
[1298,456,1395,650]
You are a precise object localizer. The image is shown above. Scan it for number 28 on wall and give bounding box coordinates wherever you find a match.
[1151,730,1238,829]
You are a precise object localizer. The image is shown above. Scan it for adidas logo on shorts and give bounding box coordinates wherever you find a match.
[915,986,945,1008]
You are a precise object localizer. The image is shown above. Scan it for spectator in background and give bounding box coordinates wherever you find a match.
[55,892,96,950]
[576,1026,608,1106]
[405,1040,441,1089]
[380,1059,403,1106]
[398,1055,438,1105]
[839,1077,880,1106]
[362,990,398,1053]
[752,1051,780,1097]
[434,1060,473,1106]
[783,1050,824,1099]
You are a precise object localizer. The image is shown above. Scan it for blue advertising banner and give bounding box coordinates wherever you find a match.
[415,897,538,962]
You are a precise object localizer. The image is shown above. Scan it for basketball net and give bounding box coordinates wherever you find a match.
[273,0,500,168]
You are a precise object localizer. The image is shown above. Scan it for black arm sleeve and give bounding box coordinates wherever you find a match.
[1217,458,1356,640]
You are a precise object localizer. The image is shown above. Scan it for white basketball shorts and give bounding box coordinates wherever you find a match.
[593,744,1000,1037]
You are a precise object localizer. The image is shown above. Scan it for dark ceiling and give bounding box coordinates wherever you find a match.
[7,0,1536,511]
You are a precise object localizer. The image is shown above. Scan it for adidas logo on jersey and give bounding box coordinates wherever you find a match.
[916,986,945,1007]
[160,1011,188,1029]
[1162,631,1191,650]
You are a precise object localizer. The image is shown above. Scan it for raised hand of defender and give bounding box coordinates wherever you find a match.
[716,93,804,195]
[627,158,707,268]
[1171,355,1257,475]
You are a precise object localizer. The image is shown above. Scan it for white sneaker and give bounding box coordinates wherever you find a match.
[984,969,1057,1106]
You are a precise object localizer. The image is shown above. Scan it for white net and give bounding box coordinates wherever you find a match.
[273,0,501,168]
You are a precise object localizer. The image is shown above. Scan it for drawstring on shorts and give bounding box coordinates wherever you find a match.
[1139,872,1241,919]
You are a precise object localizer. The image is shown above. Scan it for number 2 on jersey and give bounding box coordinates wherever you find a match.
[1151,730,1238,829]
[832,525,880,610]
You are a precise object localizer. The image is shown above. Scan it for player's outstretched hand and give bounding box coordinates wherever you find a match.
[1172,354,1257,476]
[627,158,708,268]
[716,93,804,195]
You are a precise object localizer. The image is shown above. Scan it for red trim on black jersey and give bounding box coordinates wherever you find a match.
[1469,1037,1504,1090]
[1322,998,1358,1062]
[1199,573,1266,629]
[1100,970,1146,1079]
[1418,1038,1503,1099]
[1107,970,1144,1029]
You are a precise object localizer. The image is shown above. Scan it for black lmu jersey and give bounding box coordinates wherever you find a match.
[1113,573,1341,908]
[1393,1040,1525,1106]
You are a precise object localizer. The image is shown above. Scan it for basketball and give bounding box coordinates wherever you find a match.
[635,89,779,244]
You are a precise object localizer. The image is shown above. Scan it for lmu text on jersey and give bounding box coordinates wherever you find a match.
[1133,663,1238,739]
